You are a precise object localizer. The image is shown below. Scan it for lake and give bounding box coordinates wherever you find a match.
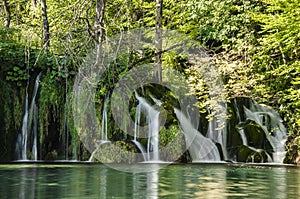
[0,163,299,198]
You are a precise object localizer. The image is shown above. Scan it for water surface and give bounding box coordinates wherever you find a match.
[0,163,299,198]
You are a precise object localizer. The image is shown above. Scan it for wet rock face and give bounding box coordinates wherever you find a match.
[73,96,290,163]
[225,97,287,163]
[1,76,290,164]
[237,145,271,163]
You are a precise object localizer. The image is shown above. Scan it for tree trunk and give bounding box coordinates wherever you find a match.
[41,0,50,48]
[155,0,162,83]
[95,0,105,44]
[3,0,11,28]
[95,0,106,62]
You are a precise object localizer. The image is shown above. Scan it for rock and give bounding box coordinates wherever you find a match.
[295,155,300,165]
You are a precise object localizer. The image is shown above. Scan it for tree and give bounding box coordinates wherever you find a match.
[2,0,11,28]
[41,0,50,48]
[155,0,162,83]
[95,0,106,63]
[95,0,105,44]
[252,0,300,134]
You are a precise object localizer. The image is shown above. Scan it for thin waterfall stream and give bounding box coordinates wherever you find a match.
[15,73,41,160]
[88,97,111,162]
[133,92,161,162]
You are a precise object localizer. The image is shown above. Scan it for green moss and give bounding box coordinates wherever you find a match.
[0,78,25,161]
[92,141,140,163]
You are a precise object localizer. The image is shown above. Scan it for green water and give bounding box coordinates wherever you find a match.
[0,163,299,199]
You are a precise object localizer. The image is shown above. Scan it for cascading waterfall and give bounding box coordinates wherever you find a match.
[88,97,110,162]
[174,108,221,161]
[133,92,161,162]
[15,73,41,160]
[31,104,38,161]
[206,103,228,160]
[231,98,287,163]
[101,98,108,141]
[130,93,287,163]
[233,99,248,145]
[18,92,29,160]
[132,100,148,161]
[134,102,141,141]
[244,103,287,163]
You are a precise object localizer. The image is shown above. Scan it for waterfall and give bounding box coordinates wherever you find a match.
[29,73,41,160]
[19,92,29,160]
[132,100,148,161]
[132,93,161,162]
[244,103,287,163]
[131,140,148,161]
[174,108,221,161]
[32,104,38,161]
[88,97,110,162]
[134,102,141,141]
[233,99,248,145]
[16,73,41,160]
[88,140,111,162]
[230,98,287,163]
[101,98,108,141]
[237,128,248,145]
[206,103,228,160]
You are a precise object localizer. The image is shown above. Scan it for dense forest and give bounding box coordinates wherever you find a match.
[0,0,299,163]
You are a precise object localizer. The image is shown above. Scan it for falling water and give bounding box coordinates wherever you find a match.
[16,73,41,160]
[29,73,41,160]
[233,99,248,145]
[132,140,148,161]
[131,100,148,161]
[244,103,287,163]
[88,97,110,162]
[133,93,160,162]
[206,103,228,160]
[19,92,29,160]
[101,98,108,141]
[31,104,38,161]
[134,102,141,141]
[230,98,287,163]
[88,140,111,162]
[175,108,221,161]
[238,128,248,145]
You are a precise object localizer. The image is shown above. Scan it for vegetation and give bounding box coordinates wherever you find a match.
[0,0,299,163]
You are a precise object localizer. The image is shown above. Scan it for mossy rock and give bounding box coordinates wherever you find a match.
[92,141,142,163]
[237,145,270,163]
[45,150,58,160]
[284,135,300,164]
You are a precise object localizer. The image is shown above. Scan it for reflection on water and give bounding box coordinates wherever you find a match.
[0,163,299,199]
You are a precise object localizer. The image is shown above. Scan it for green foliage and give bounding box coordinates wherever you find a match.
[0,78,25,161]
[251,0,300,135]
[188,0,299,137]
[184,0,263,108]
[159,125,179,146]
[190,0,263,50]
[1,0,300,161]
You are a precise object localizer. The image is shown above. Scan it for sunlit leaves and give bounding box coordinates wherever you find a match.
[251,0,300,134]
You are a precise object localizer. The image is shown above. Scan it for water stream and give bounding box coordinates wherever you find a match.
[134,93,161,162]
[232,99,287,163]
[88,97,110,162]
[175,108,221,161]
[15,73,41,160]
